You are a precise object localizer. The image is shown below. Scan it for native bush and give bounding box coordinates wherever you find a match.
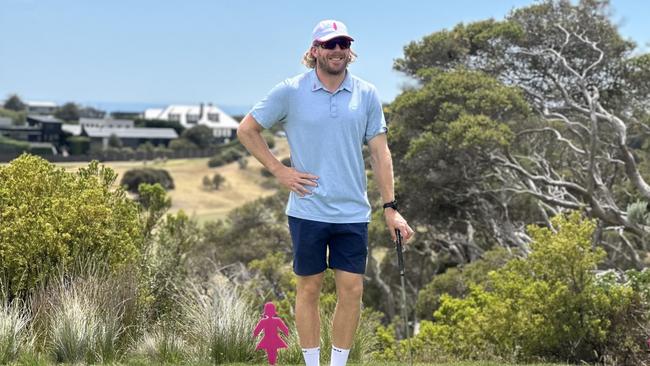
[120,167,174,193]
[390,211,650,364]
[0,155,142,299]
[180,282,259,364]
[207,146,244,168]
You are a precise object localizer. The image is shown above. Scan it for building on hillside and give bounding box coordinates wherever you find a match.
[62,118,135,137]
[0,123,42,142]
[26,115,64,145]
[26,101,58,115]
[144,103,239,141]
[80,118,134,129]
[81,126,178,150]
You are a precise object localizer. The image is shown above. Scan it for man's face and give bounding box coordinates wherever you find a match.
[312,37,351,76]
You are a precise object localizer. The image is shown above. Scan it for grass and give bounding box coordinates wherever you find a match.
[213,363,570,366]
[55,139,290,223]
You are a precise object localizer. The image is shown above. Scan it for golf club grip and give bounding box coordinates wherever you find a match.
[395,229,404,275]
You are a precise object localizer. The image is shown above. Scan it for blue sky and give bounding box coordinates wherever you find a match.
[1,0,647,114]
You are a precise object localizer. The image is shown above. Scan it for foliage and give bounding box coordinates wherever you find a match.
[0,136,30,154]
[180,282,260,364]
[144,210,199,322]
[181,125,213,149]
[207,146,245,168]
[0,155,142,299]
[211,173,225,190]
[120,168,175,193]
[168,138,198,150]
[45,276,127,364]
[415,247,516,320]
[54,102,80,122]
[64,136,90,155]
[3,95,25,112]
[390,0,650,268]
[108,133,123,148]
[390,212,650,364]
[135,328,187,364]
[0,108,26,125]
[0,297,31,364]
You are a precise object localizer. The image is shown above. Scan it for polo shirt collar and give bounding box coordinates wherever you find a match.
[310,69,353,93]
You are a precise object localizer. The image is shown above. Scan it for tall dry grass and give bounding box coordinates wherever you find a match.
[0,297,33,364]
[180,282,261,364]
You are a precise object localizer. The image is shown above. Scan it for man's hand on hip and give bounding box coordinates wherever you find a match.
[272,165,319,197]
[384,209,414,242]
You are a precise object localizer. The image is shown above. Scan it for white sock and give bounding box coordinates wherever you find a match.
[302,347,320,366]
[330,346,350,366]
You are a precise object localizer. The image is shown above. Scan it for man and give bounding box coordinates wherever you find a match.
[237,19,413,366]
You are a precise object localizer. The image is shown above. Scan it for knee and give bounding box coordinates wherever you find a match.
[297,280,322,302]
[337,281,363,303]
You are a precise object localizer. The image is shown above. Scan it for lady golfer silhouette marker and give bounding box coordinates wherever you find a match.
[253,302,289,365]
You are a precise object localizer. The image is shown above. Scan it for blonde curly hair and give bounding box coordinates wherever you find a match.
[301,44,357,69]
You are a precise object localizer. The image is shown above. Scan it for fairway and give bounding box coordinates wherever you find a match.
[55,139,290,223]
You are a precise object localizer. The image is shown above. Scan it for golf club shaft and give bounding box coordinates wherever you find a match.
[395,229,413,366]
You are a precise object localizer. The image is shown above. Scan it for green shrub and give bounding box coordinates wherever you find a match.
[0,136,29,154]
[168,138,197,151]
[0,108,26,125]
[416,247,515,320]
[66,136,90,155]
[397,211,650,364]
[207,146,244,168]
[211,173,225,190]
[120,168,174,193]
[0,155,142,298]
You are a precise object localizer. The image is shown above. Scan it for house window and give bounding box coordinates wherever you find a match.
[168,113,181,122]
[208,113,220,122]
[187,114,199,124]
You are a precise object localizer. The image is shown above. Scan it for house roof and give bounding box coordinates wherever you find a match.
[83,126,178,139]
[144,104,240,129]
[27,101,58,108]
[27,115,63,124]
[80,118,134,127]
[62,124,82,136]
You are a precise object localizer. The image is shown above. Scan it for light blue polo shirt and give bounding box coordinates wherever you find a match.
[250,69,387,223]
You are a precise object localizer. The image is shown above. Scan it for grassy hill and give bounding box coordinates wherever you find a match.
[56,139,290,224]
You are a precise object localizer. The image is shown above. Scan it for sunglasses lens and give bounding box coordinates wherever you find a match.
[321,38,351,50]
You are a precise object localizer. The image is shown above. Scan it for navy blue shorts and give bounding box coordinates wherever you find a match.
[288,216,368,276]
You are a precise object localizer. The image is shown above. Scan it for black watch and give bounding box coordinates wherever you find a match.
[382,200,399,212]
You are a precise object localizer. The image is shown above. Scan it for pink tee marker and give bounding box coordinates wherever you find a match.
[253,302,289,365]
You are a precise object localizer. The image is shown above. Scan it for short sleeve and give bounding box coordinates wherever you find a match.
[364,86,388,143]
[250,80,291,129]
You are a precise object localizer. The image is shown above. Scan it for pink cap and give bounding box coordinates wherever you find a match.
[312,19,354,43]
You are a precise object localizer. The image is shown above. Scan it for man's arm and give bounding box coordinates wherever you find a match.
[368,133,414,241]
[237,114,318,196]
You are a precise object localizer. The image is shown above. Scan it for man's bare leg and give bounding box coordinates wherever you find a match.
[331,269,363,349]
[295,272,325,348]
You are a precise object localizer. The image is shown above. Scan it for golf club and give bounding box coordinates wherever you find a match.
[395,228,413,366]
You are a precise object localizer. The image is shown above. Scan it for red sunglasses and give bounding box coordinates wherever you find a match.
[316,38,352,50]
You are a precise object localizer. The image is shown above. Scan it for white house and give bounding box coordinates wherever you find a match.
[144,103,239,140]
[26,101,58,115]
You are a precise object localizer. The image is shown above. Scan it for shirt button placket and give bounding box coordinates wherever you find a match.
[330,93,338,118]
